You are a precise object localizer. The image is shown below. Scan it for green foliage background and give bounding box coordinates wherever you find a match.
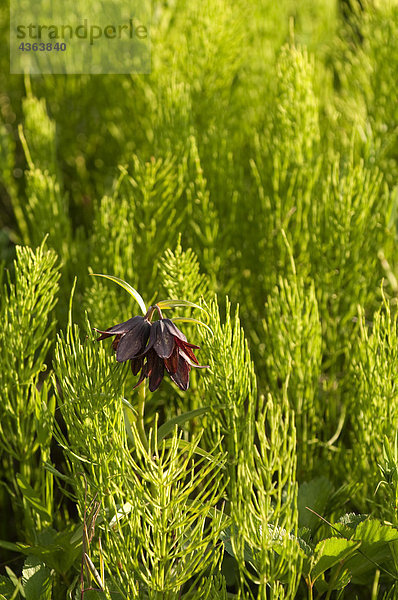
[1,0,398,598]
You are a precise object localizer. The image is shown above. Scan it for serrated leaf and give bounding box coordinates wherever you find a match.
[0,575,15,597]
[298,477,334,532]
[90,274,146,314]
[337,513,368,529]
[14,527,81,574]
[220,526,256,567]
[157,407,211,443]
[333,567,352,590]
[310,538,361,582]
[171,316,214,335]
[22,556,52,600]
[337,519,398,584]
[80,591,107,599]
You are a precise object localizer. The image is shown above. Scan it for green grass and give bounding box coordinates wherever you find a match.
[1,0,398,598]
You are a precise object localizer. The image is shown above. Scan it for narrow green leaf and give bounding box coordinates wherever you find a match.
[157,299,206,312]
[90,274,146,314]
[123,407,135,445]
[157,407,211,443]
[0,540,22,552]
[84,554,104,590]
[161,438,226,468]
[171,316,214,335]
[121,397,137,415]
[43,462,73,483]
[16,474,52,523]
[5,567,24,598]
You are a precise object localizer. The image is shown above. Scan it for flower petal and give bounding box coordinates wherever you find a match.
[175,338,199,364]
[133,363,148,389]
[116,321,151,362]
[131,355,144,376]
[95,316,144,340]
[164,345,179,375]
[179,348,208,369]
[112,335,122,351]
[145,320,175,359]
[164,319,188,343]
[169,355,191,391]
[148,354,165,392]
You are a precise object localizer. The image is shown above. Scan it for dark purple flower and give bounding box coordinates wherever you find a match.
[134,318,207,392]
[95,316,151,364]
[95,313,207,392]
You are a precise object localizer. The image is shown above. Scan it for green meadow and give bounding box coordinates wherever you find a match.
[1,1,398,597]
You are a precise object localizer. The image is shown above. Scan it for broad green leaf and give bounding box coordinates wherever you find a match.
[157,299,205,312]
[171,316,214,335]
[298,477,334,532]
[80,591,107,599]
[310,538,361,582]
[157,407,211,443]
[0,575,15,597]
[14,527,81,574]
[90,274,146,314]
[22,556,52,600]
[16,474,52,523]
[335,519,398,585]
[220,526,257,567]
[337,513,368,530]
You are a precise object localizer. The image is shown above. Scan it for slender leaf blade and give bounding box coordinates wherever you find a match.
[157,407,211,443]
[157,299,206,312]
[90,274,146,314]
[171,317,213,335]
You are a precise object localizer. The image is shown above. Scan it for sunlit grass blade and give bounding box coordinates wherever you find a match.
[157,299,206,313]
[171,316,213,335]
[90,273,147,314]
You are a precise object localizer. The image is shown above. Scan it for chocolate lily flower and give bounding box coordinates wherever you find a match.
[95,316,151,373]
[96,312,207,392]
[135,318,207,392]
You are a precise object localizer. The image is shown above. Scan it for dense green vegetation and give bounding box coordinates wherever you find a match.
[1,0,398,597]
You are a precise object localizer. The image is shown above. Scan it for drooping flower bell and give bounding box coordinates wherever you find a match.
[95,306,208,392]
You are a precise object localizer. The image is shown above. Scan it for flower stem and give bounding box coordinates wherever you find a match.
[137,382,149,453]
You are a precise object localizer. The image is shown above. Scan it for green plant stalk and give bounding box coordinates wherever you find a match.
[306,577,313,600]
[20,460,35,538]
[137,382,149,453]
